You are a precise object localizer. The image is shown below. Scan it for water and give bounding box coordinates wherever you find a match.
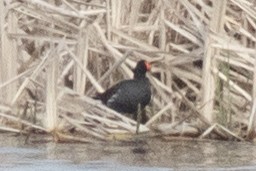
[0,133,255,171]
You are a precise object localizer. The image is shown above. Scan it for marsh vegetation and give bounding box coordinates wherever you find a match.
[0,0,256,142]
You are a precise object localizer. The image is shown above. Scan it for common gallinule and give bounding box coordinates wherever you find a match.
[94,60,151,123]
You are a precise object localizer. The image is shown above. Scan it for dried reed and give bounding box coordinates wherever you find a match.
[0,0,255,142]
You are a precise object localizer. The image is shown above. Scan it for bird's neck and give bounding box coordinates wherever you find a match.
[133,72,146,79]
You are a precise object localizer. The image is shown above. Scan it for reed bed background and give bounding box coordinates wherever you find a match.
[0,0,256,142]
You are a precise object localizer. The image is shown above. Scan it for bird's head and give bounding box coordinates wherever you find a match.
[133,60,151,79]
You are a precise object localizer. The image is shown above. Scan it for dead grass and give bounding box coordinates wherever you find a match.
[0,0,256,142]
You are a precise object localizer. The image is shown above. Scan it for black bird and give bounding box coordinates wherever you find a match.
[94,60,151,123]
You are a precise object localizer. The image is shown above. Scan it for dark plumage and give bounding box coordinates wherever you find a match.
[94,60,151,122]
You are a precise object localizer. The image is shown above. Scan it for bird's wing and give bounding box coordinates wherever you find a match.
[95,82,122,104]
[106,88,122,107]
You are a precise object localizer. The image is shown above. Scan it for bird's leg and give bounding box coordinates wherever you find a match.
[136,103,142,134]
[141,108,148,124]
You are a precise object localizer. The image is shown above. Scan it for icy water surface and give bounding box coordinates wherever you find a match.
[0,133,256,171]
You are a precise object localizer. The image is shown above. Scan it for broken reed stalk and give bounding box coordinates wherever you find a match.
[0,126,24,134]
[97,50,133,83]
[60,113,107,140]
[0,7,18,103]
[58,89,149,133]
[212,67,252,101]
[146,102,173,126]
[0,112,46,131]
[200,123,244,141]
[0,67,35,90]
[93,23,134,78]
[65,44,104,93]
[201,0,227,123]
[247,100,256,139]
[45,45,58,132]
[106,0,111,40]
[172,81,232,139]
[247,56,256,139]
[86,50,132,95]
[73,28,88,94]
[56,132,98,143]
[11,48,53,105]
